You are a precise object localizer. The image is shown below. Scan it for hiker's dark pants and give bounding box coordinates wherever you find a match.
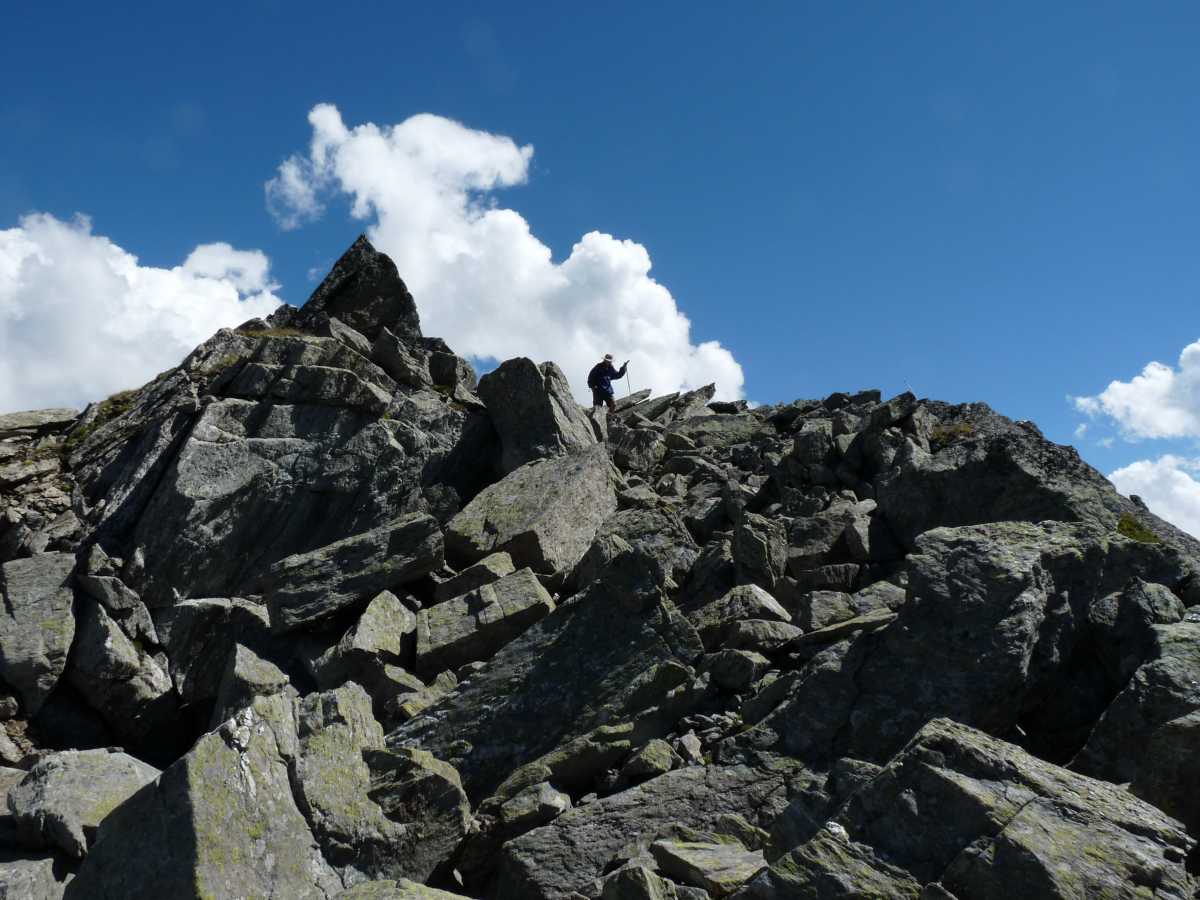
[592,389,615,412]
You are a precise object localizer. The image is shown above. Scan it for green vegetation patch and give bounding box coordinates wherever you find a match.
[929,421,976,451]
[1117,513,1161,544]
[61,388,139,456]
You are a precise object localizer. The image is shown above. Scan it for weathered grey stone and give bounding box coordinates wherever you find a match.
[820,719,1193,900]
[786,562,860,593]
[0,730,24,768]
[65,599,175,748]
[734,830,922,899]
[0,766,23,804]
[385,670,456,725]
[226,358,393,413]
[432,552,515,603]
[292,683,469,882]
[81,370,473,607]
[575,507,699,589]
[371,327,432,388]
[210,643,292,728]
[599,864,677,900]
[0,854,73,900]
[1073,622,1200,830]
[684,584,792,650]
[445,444,618,578]
[1129,709,1200,833]
[874,405,1132,550]
[704,650,770,692]
[310,590,418,705]
[849,579,907,612]
[721,619,804,653]
[325,315,374,356]
[733,514,786,589]
[668,414,761,450]
[842,509,901,563]
[362,746,471,883]
[494,760,801,899]
[391,583,703,802]
[626,386,716,427]
[337,880,472,899]
[619,739,680,784]
[278,234,422,341]
[650,839,767,896]
[1086,577,1185,687]
[0,554,74,724]
[415,568,554,677]
[740,521,1200,768]
[262,514,443,632]
[498,781,572,831]
[0,554,76,716]
[786,514,847,570]
[74,573,157,646]
[66,694,340,899]
[477,357,596,473]
[0,409,78,438]
[153,597,274,705]
[793,590,857,631]
[7,749,159,858]
[612,427,667,474]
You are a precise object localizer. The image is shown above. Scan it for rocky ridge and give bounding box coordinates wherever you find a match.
[1,236,1198,899]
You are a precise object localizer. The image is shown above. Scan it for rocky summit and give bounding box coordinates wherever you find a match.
[1,237,1198,900]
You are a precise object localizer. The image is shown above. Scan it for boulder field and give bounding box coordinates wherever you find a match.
[1,236,1198,898]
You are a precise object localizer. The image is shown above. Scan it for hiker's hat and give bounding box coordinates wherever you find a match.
[604,353,613,361]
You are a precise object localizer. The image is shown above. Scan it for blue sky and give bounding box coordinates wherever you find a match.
[5,2,1200,530]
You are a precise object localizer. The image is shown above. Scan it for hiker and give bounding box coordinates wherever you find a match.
[587,354,628,413]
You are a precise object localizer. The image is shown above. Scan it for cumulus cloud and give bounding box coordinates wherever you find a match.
[1073,340,1200,439]
[0,213,281,413]
[1109,455,1200,538]
[266,104,745,401]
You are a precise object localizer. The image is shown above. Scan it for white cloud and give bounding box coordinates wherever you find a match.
[266,104,745,401]
[1109,454,1200,538]
[1073,340,1200,439]
[0,213,281,413]
[1073,422,1088,439]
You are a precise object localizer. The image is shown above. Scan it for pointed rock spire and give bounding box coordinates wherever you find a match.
[283,235,422,341]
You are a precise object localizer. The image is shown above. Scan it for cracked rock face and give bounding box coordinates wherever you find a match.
[3,237,1200,899]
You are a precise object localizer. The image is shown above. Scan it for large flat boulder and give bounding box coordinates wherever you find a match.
[444,444,617,578]
[476,357,596,473]
[83,380,470,606]
[390,584,703,802]
[7,749,159,859]
[66,694,340,899]
[262,514,443,632]
[739,719,1195,900]
[493,760,800,899]
[0,854,73,899]
[873,406,1127,549]
[415,568,554,677]
[731,520,1194,767]
[291,684,469,882]
[64,600,176,751]
[1072,621,1200,831]
[0,554,76,716]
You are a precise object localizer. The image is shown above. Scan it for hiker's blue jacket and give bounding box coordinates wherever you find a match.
[587,361,627,398]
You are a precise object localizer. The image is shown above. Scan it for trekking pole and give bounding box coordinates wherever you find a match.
[626,366,632,397]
